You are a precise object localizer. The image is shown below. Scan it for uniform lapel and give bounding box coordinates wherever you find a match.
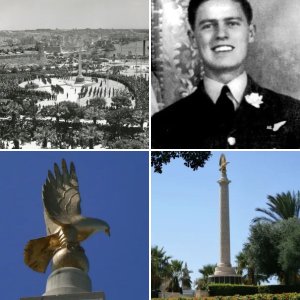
[232,75,274,130]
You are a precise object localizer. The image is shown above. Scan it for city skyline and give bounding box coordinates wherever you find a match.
[0,0,149,30]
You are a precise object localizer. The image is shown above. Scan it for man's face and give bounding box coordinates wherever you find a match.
[189,0,255,80]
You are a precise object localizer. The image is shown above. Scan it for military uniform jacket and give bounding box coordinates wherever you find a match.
[151,76,300,149]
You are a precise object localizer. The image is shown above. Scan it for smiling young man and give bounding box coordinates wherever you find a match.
[151,0,300,149]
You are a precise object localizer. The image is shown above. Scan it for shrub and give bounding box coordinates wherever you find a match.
[258,286,300,295]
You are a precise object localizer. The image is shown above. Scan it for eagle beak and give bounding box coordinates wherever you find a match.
[105,228,110,237]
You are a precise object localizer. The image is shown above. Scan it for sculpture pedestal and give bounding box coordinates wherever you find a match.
[208,263,241,284]
[75,75,85,83]
[214,263,236,276]
[20,268,105,300]
[44,267,91,295]
[20,292,105,300]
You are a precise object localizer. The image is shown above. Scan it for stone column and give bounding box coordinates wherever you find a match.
[75,48,84,83]
[78,49,82,77]
[209,155,242,284]
[214,155,236,276]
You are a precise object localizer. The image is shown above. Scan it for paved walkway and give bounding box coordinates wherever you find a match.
[19,76,129,108]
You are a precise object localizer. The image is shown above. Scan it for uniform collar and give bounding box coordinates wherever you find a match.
[204,72,248,109]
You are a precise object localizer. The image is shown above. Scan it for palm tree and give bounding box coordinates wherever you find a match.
[236,246,256,285]
[253,191,300,223]
[34,125,57,148]
[79,125,103,149]
[84,106,105,125]
[195,264,216,290]
[198,264,216,279]
[151,246,172,291]
[0,99,24,148]
[168,259,183,293]
[235,245,268,285]
[181,262,193,289]
[0,99,23,125]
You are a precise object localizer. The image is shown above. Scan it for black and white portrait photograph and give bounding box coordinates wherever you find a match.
[0,0,149,149]
[151,0,300,149]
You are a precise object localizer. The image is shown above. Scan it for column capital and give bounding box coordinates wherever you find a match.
[218,177,231,185]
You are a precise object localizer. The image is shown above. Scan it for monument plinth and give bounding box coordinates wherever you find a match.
[21,160,109,299]
[20,292,105,300]
[209,154,242,284]
[44,267,92,295]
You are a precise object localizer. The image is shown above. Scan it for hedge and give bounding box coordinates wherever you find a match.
[152,294,300,300]
[258,286,300,294]
[208,285,300,297]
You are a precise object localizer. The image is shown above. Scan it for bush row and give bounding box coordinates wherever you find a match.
[152,293,300,300]
[208,285,300,296]
[258,286,300,294]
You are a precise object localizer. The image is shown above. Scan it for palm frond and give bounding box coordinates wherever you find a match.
[253,191,300,224]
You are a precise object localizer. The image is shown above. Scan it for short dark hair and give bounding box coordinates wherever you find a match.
[188,0,253,30]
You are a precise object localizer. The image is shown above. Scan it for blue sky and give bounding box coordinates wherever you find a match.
[0,0,148,30]
[0,151,148,300]
[152,151,300,286]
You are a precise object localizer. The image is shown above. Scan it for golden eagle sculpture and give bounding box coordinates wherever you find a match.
[24,159,110,273]
[219,154,229,176]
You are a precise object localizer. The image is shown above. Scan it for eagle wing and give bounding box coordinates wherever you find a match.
[43,159,82,234]
[24,233,60,273]
[219,154,226,167]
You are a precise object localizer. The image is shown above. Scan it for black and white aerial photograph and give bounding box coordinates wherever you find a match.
[0,0,149,149]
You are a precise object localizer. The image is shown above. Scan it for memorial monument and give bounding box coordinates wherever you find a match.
[21,159,110,300]
[209,154,242,284]
[75,48,85,83]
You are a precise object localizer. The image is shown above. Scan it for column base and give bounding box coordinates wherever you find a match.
[75,75,85,83]
[214,264,236,276]
[44,267,92,296]
[20,291,105,300]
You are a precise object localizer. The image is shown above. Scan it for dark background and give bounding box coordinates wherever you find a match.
[246,0,300,100]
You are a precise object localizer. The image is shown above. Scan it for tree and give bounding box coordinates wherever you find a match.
[181,262,193,289]
[111,95,132,109]
[151,246,172,291]
[253,191,300,223]
[79,125,103,149]
[132,108,147,130]
[89,97,106,109]
[235,244,267,285]
[84,97,106,125]
[34,125,58,148]
[39,105,60,124]
[151,151,212,173]
[107,138,146,149]
[277,218,300,285]
[105,107,133,138]
[195,264,216,290]
[0,99,24,148]
[245,222,281,282]
[84,106,105,125]
[22,99,39,135]
[57,101,81,123]
[241,219,300,285]
[168,260,183,293]
[0,99,23,125]
[132,76,148,129]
